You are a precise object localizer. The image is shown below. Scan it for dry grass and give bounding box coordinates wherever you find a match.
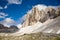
[0,32,60,40]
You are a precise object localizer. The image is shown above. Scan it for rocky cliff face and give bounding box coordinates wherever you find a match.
[22,5,60,27]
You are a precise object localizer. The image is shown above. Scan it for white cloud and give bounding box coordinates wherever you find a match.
[0,0,22,9]
[0,5,8,9]
[0,12,8,18]
[3,18,15,23]
[17,24,22,28]
[0,18,16,27]
[0,6,3,9]
[7,0,22,4]
[4,5,8,9]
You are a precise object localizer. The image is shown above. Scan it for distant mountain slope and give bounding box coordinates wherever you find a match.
[0,24,19,33]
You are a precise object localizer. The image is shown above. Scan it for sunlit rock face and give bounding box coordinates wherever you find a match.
[22,5,60,27]
[22,7,49,27]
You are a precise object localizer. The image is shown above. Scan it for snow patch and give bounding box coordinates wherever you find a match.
[34,4,47,11]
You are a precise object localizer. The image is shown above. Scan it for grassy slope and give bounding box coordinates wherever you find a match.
[0,32,60,40]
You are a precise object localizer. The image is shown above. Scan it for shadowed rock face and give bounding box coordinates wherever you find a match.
[45,7,60,19]
[10,25,18,29]
[22,6,60,27]
[56,7,60,16]
[45,7,56,18]
[0,24,5,29]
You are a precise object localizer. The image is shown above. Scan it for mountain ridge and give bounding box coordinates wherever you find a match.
[22,5,60,27]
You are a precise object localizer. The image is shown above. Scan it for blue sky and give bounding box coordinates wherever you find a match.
[0,0,60,26]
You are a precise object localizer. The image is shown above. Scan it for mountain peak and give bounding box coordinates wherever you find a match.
[22,5,60,27]
[34,4,47,11]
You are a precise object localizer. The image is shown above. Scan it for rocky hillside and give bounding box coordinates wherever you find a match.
[22,5,60,27]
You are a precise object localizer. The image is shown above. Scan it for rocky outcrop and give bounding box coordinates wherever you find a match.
[22,5,60,27]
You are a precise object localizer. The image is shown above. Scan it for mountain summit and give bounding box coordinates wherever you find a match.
[22,5,60,27]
